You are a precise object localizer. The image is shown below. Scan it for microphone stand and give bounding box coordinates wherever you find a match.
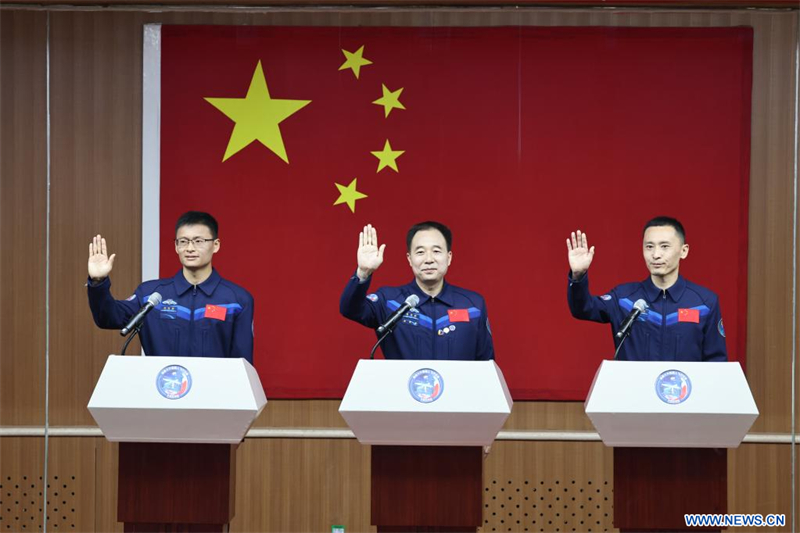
[119,323,143,356]
[369,325,396,360]
[613,332,629,360]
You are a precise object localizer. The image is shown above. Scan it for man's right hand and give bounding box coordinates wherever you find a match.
[566,230,595,281]
[88,234,116,282]
[356,224,385,281]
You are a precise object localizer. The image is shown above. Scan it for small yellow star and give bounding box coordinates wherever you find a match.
[372,84,406,118]
[205,61,311,163]
[333,178,368,213]
[371,140,405,173]
[339,46,373,79]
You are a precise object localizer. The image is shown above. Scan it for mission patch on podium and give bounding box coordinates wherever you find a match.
[156,365,193,400]
[408,368,444,404]
[655,369,692,405]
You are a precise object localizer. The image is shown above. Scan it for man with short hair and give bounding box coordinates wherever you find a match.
[87,211,254,363]
[566,216,726,361]
[340,222,494,360]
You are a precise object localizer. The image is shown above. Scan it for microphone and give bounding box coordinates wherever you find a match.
[120,292,162,336]
[615,299,649,340]
[376,294,420,335]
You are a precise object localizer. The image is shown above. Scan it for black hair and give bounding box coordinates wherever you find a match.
[175,211,219,239]
[643,216,685,243]
[406,221,452,252]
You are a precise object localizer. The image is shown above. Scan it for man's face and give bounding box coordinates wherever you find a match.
[407,229,452,285]
[175,224,220,270]
[643,225,689,278]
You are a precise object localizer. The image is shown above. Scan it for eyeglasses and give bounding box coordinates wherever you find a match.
[175,237,215,249]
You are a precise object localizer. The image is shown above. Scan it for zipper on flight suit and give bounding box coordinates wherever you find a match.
[189,284,197,356]
[430,297,437,358]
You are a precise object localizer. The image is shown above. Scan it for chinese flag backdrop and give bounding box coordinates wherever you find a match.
[159,25,751,399]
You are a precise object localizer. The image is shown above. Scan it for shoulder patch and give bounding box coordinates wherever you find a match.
[366,293,379,302]
[718,318,725,337]
[600,294,612,301]
[126,294,137,301]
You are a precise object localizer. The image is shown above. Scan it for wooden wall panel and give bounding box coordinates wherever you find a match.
[255,400,349,428]
[0,10,47,426]
[0,437,797,532]
[48,11,149,425]
[93,438,122,533]
[728,443,794,532]
[482,441,614,532]
[230,438,372,532]
[0,437,96,532]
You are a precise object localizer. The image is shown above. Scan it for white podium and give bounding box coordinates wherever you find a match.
[340,359,512,530]
[584,360,758,531]
[340,359,512,445]
[88,355,267,443]
[584,360,758,447]
[87,355,267,532]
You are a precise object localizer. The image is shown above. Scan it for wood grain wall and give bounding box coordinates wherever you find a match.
[0,5,797,532]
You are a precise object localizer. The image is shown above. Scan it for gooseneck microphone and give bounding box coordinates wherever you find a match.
[370,294,420,359]
[613,299,649,360]
[376,294,420,335]
[121,292,162,336]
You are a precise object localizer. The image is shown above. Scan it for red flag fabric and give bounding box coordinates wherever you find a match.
[204,304,227,321]
[159,25,751,399]
[678,308,701,324]
[448,309,471,323]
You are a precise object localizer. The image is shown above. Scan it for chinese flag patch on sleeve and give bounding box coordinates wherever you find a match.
[205,304,227,321]
[448,309,470,322]
[678,308,700,323]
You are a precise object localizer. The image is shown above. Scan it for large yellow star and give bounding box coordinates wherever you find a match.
[333,179,367,213]
[371,139,405,173]
[205,61,311,163]
[372,84,406,118]
[339,46,373,79]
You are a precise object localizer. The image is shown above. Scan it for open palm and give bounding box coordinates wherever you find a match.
[88,234,116,280]
[357,224,385,278]
[566,230,595,278]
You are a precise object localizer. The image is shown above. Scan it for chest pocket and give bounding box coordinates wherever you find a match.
[674,322,704,362]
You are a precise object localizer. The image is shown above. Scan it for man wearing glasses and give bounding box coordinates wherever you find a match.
[86,211,254,363]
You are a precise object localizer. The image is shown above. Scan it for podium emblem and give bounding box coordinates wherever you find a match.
[156,365,193,400]
[408,368,444,403]
[655,369,691,404]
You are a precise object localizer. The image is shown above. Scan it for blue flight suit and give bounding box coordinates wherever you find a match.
[567,273,727,362]
[88,269,254,363]
[340,274,494,360]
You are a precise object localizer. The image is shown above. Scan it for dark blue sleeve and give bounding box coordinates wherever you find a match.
[87,277,140,329]
[475,301,495,361]
[566,273,615,324]
[339,273,384,329]
[702,296,728,362]
[231,291,254,364]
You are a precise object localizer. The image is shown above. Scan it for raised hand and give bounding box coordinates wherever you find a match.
[88,234,116,281]
[566,230,595,280]
[356,224,386,280]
